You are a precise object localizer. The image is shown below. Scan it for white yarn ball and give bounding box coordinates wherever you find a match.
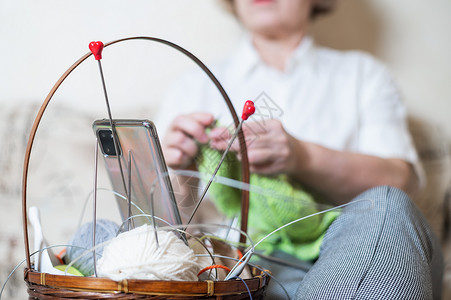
[97,225,201,281]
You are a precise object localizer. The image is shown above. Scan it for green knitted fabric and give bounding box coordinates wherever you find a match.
[197,145,340,261]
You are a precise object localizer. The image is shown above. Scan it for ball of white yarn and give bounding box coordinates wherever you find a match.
[97,225,201,281]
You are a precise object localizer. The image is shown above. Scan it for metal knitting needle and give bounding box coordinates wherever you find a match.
[127,150,134,231]
[92,138,99,277]
[149,180,160,248]
[89,41,131,229]
[185,100,255,227]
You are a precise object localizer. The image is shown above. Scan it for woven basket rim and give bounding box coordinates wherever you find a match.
[24,267,270,297]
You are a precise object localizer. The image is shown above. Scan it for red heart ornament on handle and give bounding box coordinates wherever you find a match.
[89,41,104,60]
[241,100,255,120]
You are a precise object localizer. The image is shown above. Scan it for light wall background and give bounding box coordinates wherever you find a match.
[1,0,450,135]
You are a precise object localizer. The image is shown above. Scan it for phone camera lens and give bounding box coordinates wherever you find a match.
[97,129,120,156]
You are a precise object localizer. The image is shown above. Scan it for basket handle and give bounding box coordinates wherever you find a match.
[22,36,250,270]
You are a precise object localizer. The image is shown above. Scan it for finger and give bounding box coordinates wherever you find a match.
[209,126,233,149]
[209,126,231,140]
[189,112,216,127]
[242,120,285,141]
[243,120,288,150]
[210,128,245,153]
[210,139,241,153]
[163,147,189,169]
[247,148,274,166]
[171,115,208,143]
[167,130,199,158]
[172,113,214,143]
[242,121,269,135]
[163,129,200,168]
[249,163,278,175]
[247,148,281,175]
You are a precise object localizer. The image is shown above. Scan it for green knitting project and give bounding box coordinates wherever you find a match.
[197,145,340,261]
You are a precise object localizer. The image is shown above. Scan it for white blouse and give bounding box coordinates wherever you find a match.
[156,36,422,180]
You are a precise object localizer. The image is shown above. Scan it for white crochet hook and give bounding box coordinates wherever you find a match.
[185,100,255,226]
[29,206,65,275]
[224,248,254,280]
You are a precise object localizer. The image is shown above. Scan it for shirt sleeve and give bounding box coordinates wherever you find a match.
[357,55,425,184]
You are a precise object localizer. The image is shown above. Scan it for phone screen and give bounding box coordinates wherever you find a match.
[93,119,182,228]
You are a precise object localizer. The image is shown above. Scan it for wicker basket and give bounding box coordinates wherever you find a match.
[24,267,268,299]
[22,37,269,299]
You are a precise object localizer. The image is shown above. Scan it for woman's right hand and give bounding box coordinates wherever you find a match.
[162,112,215,169]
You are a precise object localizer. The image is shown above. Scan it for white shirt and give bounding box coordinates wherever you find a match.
[156,36,422,179]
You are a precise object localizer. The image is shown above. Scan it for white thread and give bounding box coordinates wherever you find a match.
[97,225,201,281]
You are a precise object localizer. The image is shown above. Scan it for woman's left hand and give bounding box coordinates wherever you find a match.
[209,119,418,204]
[209,119,303,175]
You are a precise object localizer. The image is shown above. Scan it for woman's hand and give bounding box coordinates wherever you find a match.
[209,119,419,204]
[162,112,215,169]
[209,119,303,175]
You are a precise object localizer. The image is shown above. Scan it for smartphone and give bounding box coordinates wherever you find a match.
[92,119,182,228]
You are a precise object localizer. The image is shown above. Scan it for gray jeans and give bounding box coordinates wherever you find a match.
[254,186,443,299]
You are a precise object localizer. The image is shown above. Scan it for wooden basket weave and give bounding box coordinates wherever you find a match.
[22,37,269,299]
[24,267,268,299]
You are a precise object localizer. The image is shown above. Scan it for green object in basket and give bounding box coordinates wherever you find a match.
[197,145,340,261]
[55,265,84,276]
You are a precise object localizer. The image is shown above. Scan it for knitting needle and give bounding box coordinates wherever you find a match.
[185,100,255,227]
[127,151,134,231]
[224,248,254,280]
[89,41,130,228]
[149,180,160,248]
[92,138,99,277]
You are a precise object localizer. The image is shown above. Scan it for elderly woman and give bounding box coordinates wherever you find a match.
[157,0,443,298]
